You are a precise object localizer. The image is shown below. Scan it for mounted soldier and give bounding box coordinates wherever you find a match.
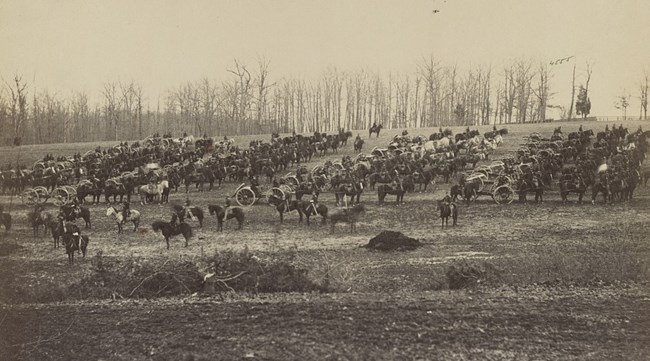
[121,201,131,223]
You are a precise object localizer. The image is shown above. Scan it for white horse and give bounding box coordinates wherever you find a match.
[138,180,168,204]
[106,206,140,234]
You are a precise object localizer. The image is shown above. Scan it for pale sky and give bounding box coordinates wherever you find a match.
[1,0,648,116]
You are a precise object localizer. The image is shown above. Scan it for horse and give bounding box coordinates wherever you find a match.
[104,181,132,203]
[62,231,89,265]
[151,220,193,249]
[172,204,204,227]
[369,124,383,138]
[559,176,588,203]
[106,206,140,233]
[377,183,405,205]
[207,204,245,231]
[1,212,11,232]
[334,181,364,206]
[139,182,165,204]
[297,200,328,225]
[28,205,54,237]
[455,182,480,204]
[591,177,610,204]
[330,204,365,233]
[49,217,80,249]
[268,195,303,223]
[59,206,91,228]
[353,137,364,152]
[516,177,544,203]
[438,201,458,228]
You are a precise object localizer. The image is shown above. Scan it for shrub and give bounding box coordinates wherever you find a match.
[205,247,322,294]
[445,260,501,289]
[70,251,204,299]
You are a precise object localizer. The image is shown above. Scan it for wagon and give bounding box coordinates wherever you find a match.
[232,183,289,207]
[465,173,515,204]
[21,186,51,205]
[51,185,78,206]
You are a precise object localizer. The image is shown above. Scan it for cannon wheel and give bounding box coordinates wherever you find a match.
[21,187,48,205]
[311,165,325,178]
[52,187,72,206]
[235,187,256,207]
[268,187,286,202]
[493,185,514,204]
[285,176,300,187]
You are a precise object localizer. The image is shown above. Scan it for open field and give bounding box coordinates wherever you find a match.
[1,120,649,360]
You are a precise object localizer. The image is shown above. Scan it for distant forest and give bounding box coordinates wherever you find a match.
[1,57,618,146]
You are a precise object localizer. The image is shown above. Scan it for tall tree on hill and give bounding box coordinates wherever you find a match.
[639,71,648,120]
[575,63,592,120]
[615,90,630,120]
[102,82,121,140]
[5,75,29,144]
[419,56,441,127]
[575,86,591,119]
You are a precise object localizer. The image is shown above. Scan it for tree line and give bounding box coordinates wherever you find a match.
[1,57,639,146]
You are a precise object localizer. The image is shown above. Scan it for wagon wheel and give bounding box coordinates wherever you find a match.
[285,176,300,187]
[268,187,286,202]
[313,176,331,192]
[21,188,41,205]
[311,165,325,177]
[77,179,93,188]
[235,187,256,207]
[279,184,295,195]
[52,187,72,206]
[493,185,514,204]
[64,186,78,200]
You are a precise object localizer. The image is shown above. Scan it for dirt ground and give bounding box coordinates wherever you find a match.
[1,120,649,360]
[1,288,649,360]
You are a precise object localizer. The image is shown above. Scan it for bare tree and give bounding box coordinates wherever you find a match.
[639,71,648,120]
[418,56,442,127]
[615,90,630,120]
[5,75,29,144]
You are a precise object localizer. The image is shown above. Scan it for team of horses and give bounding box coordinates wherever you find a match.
[5,123,647,266]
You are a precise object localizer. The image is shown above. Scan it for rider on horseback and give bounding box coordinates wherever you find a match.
[121,201,130,223]
[182,198,196,221]
[222,197,232,222]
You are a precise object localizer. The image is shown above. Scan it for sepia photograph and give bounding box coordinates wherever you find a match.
[0,0,648,359]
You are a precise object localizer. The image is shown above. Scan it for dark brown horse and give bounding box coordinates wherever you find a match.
[208,205,245,231]
[516,177,544,202]
[59,206,91,228]
[559,174,588,203]
[62,231,89,265]
[28,205,53,237]
[268,195,303,223]
[297,201,328,225]
[369,124,383,138]
[50,217,80,249]
[377,183,406,205]
[152,219,193,249]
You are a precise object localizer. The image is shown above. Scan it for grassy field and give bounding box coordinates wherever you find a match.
[1,120,649,360]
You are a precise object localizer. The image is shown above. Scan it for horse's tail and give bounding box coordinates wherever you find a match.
[151,222,162,232]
